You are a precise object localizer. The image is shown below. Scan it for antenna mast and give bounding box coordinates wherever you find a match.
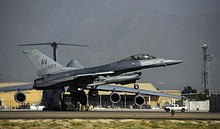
[201,43,213,96]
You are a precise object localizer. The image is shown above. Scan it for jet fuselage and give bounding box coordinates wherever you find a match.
[34,54,181,89]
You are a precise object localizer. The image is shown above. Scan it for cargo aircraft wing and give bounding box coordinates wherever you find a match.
[86,85,185,99]
[0,84,33,92]
[0,83,184,99]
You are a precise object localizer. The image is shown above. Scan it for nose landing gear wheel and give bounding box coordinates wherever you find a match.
[134,83,139,89]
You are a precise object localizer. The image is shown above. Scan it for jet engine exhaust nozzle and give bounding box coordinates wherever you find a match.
[110,92,121,103]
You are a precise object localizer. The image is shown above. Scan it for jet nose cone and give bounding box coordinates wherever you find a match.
[164,60,183,66]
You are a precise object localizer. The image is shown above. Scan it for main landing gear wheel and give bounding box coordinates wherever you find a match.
[134,83,139,89]
[60,90,87,111]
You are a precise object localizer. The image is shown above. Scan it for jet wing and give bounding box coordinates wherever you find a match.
[0,84,33,92]
[86,85,185,99]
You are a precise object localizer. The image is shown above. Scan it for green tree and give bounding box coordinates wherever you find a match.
[181,86,197,94]
[196,89,209,101]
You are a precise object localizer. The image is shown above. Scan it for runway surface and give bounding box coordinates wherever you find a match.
[0,110,220,120]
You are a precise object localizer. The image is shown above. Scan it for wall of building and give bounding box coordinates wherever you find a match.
[184,100,209,111]
[158,90,181,108]
[210,96,220,112]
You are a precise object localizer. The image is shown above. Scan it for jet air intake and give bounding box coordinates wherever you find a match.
[134,95,145,106]
[110,92,121,103]
[14,91,26,103]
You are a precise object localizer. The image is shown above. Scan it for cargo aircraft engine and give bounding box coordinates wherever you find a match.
[134,95,145,106]
[14,91,26,103]
[110,92,121,103]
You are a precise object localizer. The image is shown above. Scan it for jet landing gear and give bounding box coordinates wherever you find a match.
[61,90,87,111]
[134,83,139,89]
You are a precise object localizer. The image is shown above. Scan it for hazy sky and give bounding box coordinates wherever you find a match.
[150,0,220,15]
[0,0,219,92]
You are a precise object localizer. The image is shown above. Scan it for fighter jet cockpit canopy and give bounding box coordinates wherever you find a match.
[124,54,156,60]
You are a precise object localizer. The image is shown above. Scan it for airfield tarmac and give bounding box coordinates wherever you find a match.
[0,110,219,120]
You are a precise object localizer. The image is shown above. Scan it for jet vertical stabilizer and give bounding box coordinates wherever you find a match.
[23,49,63,77]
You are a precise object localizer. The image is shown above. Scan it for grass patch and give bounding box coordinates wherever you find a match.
[0,119,220,129]
[70,121,83,126]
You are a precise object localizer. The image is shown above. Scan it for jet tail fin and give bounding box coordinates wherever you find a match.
[23,49,63,77]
